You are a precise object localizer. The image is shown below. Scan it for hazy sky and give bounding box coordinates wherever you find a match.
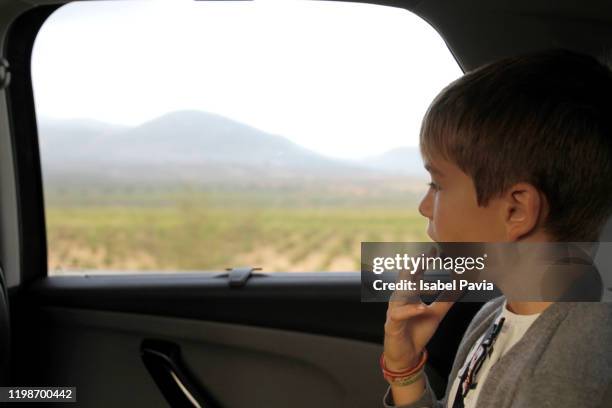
[32,0,462,159]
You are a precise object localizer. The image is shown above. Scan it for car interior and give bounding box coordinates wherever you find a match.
[1,0,611,407]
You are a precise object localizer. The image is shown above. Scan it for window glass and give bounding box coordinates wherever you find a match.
[33,0,462,274]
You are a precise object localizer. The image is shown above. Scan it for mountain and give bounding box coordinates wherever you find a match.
[38,117,128,162]
[358,146,427,177]
[84,110,351,170]
[38,111,397,186]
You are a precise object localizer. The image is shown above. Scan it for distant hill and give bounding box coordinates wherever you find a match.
[357,146,427,177]
[38,117,128,161]
[39,111,370,186]
[38,111,427,187]
[95,111,361,171]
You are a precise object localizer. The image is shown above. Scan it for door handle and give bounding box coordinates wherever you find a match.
[141,339,221,408]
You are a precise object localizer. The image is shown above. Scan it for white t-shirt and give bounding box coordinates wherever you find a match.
[446,302,541,408]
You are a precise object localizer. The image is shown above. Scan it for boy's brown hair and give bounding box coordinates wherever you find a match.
[420,49,612,242]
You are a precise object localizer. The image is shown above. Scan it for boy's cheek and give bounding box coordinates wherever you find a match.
[431,213,479,242]
[428,218,457,242]
[430,201,478,241]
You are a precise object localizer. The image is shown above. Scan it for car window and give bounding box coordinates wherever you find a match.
[33,0,462,275]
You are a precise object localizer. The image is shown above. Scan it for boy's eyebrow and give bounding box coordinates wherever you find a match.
[424,163,444,177]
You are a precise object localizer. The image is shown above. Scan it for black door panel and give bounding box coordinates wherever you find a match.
[10,273,481,406]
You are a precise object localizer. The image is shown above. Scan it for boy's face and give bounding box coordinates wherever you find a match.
[419,154,509,242]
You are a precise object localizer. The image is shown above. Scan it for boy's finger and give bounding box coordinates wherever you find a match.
[389,263,419,304]
[387,302,427,321]
[427,289,459,319]
[389,244,439,304]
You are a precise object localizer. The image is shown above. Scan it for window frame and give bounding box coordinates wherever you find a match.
[5,5,60,288]
[9,1,463,280]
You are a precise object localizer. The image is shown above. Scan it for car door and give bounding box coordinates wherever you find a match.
[1,2,484,407]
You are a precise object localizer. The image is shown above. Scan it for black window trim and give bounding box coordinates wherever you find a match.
[5,5,60,289]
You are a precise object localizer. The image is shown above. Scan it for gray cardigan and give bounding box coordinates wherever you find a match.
[383,297,612,408]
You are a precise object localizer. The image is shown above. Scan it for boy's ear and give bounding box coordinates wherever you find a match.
[503,182,546,241]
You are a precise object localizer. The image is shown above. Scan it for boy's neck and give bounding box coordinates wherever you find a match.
[503,234,557,315]
[506,301,553,315]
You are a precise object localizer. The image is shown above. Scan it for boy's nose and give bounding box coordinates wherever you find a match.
[418,192,433,220]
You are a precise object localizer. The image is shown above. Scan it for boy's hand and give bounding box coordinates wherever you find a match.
[383,247,455,371]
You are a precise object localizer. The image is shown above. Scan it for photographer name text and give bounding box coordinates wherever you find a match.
[373,279,494,291]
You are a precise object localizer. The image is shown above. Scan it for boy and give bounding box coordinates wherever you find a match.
[381,49,612,408]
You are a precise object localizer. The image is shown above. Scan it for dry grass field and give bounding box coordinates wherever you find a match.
[45,187,429,274]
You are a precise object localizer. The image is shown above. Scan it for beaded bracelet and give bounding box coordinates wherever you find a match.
[380,350,428,386]
[388,369,424,386]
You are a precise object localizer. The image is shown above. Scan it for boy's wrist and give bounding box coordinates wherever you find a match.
[385,355,421,372]
[382,350,425,372]
[388,375,427,407]
[381,349,428,384]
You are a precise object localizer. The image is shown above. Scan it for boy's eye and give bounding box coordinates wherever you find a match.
[427,182,440,191]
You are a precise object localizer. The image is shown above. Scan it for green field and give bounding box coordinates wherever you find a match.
[45,187,429,274]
